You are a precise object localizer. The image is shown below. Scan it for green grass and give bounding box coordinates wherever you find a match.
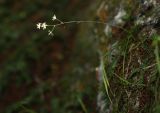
[77,96,88,113]
[153,34,160,74]
[100,56,113,103]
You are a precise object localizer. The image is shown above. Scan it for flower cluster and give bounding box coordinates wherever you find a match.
[36,14,108,36]
[36,14,57,36]
[36,22,47,30]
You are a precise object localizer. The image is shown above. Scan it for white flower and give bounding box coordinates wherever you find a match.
[36,23,41,29]
[42,22,47,30]
[52,14,57,21]
[48,30,54,36]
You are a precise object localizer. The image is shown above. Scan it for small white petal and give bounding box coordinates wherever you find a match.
[42,22,47,30]
[36,23,41,29]
[52,14,57,21]
[48,30,54,36]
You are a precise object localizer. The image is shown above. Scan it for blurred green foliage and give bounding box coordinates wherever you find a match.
[0,0,99,113]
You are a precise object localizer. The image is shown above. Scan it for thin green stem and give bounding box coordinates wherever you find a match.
[47,20,133,35]
[77,97,88,113]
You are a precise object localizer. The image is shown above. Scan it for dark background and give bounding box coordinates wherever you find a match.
[0,0,100,113]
